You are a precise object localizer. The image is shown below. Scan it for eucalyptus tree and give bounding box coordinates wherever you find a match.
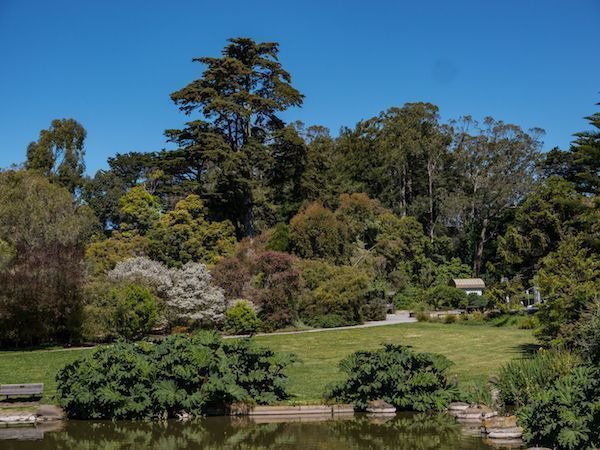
[168,38,304,237]
[452,117,543,275]
[337,103,451,239]
[26,118,87,194]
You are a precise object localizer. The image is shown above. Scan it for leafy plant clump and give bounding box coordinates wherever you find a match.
[497,349,581,407]
[112,283,159,341]
[518,366,600,450]
[325,344,458,411]
[56,332,295,420]
[224,300,262,335]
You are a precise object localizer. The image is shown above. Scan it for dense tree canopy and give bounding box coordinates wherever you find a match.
[2,37,599,353]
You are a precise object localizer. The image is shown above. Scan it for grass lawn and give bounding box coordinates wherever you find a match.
[0,323,536,404]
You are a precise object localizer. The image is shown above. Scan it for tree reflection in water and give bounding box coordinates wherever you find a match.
[2,413,494,450]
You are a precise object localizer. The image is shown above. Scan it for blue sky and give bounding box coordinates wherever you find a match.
[0,0,598,174]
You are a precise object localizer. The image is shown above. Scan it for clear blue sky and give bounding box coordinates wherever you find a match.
[1,0,598,174]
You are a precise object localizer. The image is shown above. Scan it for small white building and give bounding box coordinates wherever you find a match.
[452,278,485,296]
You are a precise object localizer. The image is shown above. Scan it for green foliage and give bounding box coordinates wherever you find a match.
[497,349,581,407]
[118,186,161,234]
[56,332,295,419]
[300,263,370,327]
[289,202,351,263]
[0,171,97,346]
[168,38,303,237]
[498,177,587,280]
[421,285,468,310]
[534,235,600,344]
[224,300,262,335]
[566,301,600,365]
[518,366,600,450]
[85,231,150,276]
[466,292,489,310]
[457,380,495,408]
[148,195,235,267]
[266,223,290,252]
[111,284,159,341]
[336,192,385,246]
[326,344,457,411]
[25,118,87,193]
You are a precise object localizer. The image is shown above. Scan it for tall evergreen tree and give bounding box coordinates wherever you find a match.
[168,38,304,237]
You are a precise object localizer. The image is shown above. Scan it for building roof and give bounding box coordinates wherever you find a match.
[452,278,486,289]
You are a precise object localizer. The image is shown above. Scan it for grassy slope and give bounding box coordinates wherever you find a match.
[0,323,535,404]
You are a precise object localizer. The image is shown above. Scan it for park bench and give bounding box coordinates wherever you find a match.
[0,383,44,400]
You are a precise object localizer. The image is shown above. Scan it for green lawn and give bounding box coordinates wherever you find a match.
[0,323,536,404]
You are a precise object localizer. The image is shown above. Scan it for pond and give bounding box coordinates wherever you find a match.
[0,413,516,449]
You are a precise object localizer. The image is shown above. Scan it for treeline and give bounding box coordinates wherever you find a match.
[0,37,598,347]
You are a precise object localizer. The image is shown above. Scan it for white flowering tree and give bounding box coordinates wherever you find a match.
[167,262,226,326]
[108,257,226,327]
[109,256,173,296]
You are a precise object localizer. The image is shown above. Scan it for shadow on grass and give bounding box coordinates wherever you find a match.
[512,342,542,358]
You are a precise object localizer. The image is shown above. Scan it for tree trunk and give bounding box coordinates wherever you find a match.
[473,218,488,276]
[243,189,255,238]
[427,159,435,242]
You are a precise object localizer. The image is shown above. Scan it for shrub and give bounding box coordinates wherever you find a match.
[251,252,302,329]
[224,300,262,335]
[497,349,581,407]
[57,341,155,420]
[466,293,489,310]
[288,202,351,263]
[326,344,458,411]
[212,250,303,331]
[266,223,290,252]
[443,314,457,324]
[566,301,600,365]
[57,332,295,419]
[109,257,226,328]
[457,380,495,408]
[304,314,347,328]
[361,282,389,321]
[300,265,370,327]
[167,262,226,327]
[415,310,432,322]
[518,366,600,450]
[394,286,419,309]
[421,285,467,310]
[112,284,159,341]
[148,195,236,267]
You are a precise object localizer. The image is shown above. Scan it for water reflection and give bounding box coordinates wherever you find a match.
[2,413,502,449]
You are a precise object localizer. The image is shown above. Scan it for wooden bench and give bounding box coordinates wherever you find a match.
[0,383,44,400]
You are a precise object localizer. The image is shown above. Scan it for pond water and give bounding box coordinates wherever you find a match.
[0,413,515,449]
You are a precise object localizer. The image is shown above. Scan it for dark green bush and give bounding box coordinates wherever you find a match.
[421,285,467,310]
[112,283,159,341]
[56,332,295,419]
[497,349,580,407]
[304,313,347,328]
[361,283,389,321]
[326,344,458,411]
[266,223,290,252]
[518,366,600,450]
[566,301,600,365]
[465,293,489,310]
[299,265,370,327]
[224,300,262,335]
